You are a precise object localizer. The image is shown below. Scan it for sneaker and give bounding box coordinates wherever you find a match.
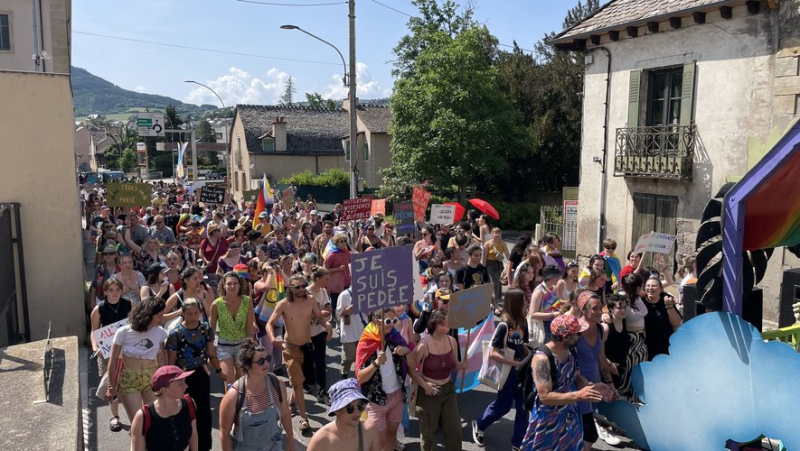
[511,447,521,451]
[394,441,406,451]
[471,420,485,447]
[596,423,621,446]
[317,391,332,406]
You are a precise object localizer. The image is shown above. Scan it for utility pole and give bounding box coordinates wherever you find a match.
[348,0,358,199]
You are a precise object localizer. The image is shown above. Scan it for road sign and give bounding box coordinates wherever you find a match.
[199,185,226,204]
[136,142,147,152]
[136,112,165,137]
[156,142,165,151]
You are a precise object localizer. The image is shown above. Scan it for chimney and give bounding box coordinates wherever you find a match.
[272,116,287,151]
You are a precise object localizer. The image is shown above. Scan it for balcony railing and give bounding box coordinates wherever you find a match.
[614,125,695,179]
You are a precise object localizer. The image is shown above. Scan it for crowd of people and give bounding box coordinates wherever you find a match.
[82,180,695,450]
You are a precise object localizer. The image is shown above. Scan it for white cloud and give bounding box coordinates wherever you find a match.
[184,66,290,106]
[323,62,391,100]
[133,85,146,92]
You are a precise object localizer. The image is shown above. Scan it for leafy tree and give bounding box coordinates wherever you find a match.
[305,92,338,109]
[119,148,138,173]
[164,104,183,137]
[280,76,296,106]
[390,25,529,202]
[197,119,216,143]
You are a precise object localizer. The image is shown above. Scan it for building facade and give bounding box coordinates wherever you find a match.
[552,0,800,322]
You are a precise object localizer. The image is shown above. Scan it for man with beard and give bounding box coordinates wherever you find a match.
[518,315,616,451]
[312,220,335,261]
[267,273,332,434]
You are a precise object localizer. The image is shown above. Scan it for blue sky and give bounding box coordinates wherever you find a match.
[72,0,581,108]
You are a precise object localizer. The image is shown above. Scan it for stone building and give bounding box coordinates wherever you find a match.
[552,0,800,322]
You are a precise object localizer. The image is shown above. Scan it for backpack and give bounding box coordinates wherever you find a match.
[517,345,558,412]
[141,393,196,437]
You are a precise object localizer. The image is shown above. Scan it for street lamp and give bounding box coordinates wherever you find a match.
[185,80,230,187]
[281,12,358,199]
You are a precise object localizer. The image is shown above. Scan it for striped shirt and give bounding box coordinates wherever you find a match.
[243,382,281,414]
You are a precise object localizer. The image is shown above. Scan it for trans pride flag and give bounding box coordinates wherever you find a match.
[454,313,495,394]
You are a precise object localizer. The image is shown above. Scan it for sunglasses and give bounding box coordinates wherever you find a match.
[179,238,188,242]
[290,284,308,290]
[344,400,368,414]
[431,265,443,269]
[383,318,399,325]
[254,355,272,366]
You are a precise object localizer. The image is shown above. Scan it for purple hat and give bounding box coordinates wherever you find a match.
[327,378,368,416]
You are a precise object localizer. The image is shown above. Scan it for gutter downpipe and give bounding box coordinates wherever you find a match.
[595,46,612,252]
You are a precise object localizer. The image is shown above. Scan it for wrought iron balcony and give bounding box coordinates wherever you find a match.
[614,125,695,179]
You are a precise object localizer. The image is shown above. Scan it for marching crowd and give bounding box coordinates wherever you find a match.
[82,180,695,451]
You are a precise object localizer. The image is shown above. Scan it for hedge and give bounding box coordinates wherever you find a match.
[279,168,349,189]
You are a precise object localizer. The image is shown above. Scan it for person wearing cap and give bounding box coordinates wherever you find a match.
[200,222,228,276]
[519,314,614,451]
[88,245,121,309]
[528,264,564,344]
[228,224,248,247]
[254,211,273,236]
[130,365,198,451]
[307,379,381,451]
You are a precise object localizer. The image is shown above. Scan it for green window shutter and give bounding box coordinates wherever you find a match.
[363,142,369,161]
[345,140,350,161]
[679,62,696,125]
[627,69,642,127]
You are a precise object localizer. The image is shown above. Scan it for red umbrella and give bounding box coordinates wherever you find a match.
[468,198,500,220]
[443,202,465,224]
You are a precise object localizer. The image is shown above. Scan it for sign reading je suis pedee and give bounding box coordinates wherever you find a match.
[350,245,415,315]
[340,197,373,221]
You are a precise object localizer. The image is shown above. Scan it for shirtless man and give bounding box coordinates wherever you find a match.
[312,220,335,260]
[267,273,332,433]
[307,378,381,451]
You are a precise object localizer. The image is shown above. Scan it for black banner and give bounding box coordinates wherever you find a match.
[199,185,226,204]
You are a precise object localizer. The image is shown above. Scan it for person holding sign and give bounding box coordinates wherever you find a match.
[413,226,439,273]
[355,307,411,451]
[91,279,131,432]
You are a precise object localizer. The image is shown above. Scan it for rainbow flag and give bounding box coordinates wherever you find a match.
[322,237,339,261]
[454,314,495,394]
[252,174,274,228]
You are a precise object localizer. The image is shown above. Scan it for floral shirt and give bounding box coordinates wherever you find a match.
[359,340,408,406]
[166,322,214,370]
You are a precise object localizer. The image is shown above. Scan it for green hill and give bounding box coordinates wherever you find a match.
[71,66,219,119]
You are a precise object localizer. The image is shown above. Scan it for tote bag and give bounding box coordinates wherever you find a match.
[477,323,514,391]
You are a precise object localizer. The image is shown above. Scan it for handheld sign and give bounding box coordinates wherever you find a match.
[447,284,493,330]
[634,232,677,255]
[371,199,386,217]
[106,183,151,207]
[199,185,226,204]
[412,187,431,222]
[394,201,416,235]
[341,198,373,221]
[429,204,455,225]
[282,188,294,205]
[351,245,415,315]
[92,318,130,359]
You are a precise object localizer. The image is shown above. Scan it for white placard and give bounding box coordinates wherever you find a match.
[429,204,455,225]
[634,232,677,255]
[92,318,129,359]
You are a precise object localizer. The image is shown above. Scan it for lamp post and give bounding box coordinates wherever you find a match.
[281,5,358,199]
[185,80,230,188]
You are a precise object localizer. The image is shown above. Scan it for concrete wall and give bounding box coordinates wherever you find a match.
[0,0,69,74]
[0,72,85,340]
[577,4,800,322]
[74,127,91,172]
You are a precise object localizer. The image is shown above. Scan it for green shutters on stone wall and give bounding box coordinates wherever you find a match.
[628,69,642,127]
[679,62,696,126]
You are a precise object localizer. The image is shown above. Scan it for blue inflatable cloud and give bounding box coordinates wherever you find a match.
[597,312,800,450]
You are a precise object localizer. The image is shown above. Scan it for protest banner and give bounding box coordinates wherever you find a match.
[282,187,294,205]
[351,245,415,315]
[371,198,386,217]
[634,232,677,254]
[199,185,226,204]
[447,283,493,330]
[341,197,373,221]
[106,183,151,207]
[429,204,456,225]
[393,201,416,235]
[92,318,129,359]
[412,186,431,222]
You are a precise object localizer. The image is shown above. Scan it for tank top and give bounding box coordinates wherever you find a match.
[421,337,455,380]
[215,296,250,342]
[143,398,193,451]
[576,324,603,415]
[604,320,629,370]
[536,283,560,313]
[98,299,132,326]
[149,286,169,302]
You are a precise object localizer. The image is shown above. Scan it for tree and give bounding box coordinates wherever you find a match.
[390,25,529,202]
[119,148,138,173]
[197,119,216,143]
[280,76,296,106]
[305,92,338,109]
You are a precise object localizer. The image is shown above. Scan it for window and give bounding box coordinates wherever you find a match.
[345,139,350,161]
[234,171,239,191]
[646,67,683,126]
[261,138,274,153]
[631,192,678,267]
[215,132,223,140]
[0,13,11,51]
[363,142,369,161]
[236,137,242,168]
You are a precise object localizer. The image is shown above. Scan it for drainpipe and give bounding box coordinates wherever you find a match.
[595,46,612,252]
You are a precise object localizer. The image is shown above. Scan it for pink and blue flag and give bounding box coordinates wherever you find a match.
[454,313,495,394]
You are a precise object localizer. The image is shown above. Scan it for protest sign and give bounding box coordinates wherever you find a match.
[412,186,431,222]
[92,318,129,359]
[341,198,373,221]
[351,245,415,315]
[394,201,416,235]
[429,204,456,225]
[199,185,226,204]
[106,183,151,207]
[243,188,261,202]
[447,284,493,330]
[371,199,386,217]
[282,187,294,205]
[634,232,677,254]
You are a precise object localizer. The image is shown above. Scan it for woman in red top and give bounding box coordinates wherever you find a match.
[619,250,642,280]
[323,233,351,323]
[199,222,228,275]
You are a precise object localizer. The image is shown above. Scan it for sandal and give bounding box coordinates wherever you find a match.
[299,418,311,433]
[109,416,122,432]
[290,403,299,417]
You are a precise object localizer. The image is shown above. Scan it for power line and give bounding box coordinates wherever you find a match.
[235,0,346,6]
[72,30,342,66]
